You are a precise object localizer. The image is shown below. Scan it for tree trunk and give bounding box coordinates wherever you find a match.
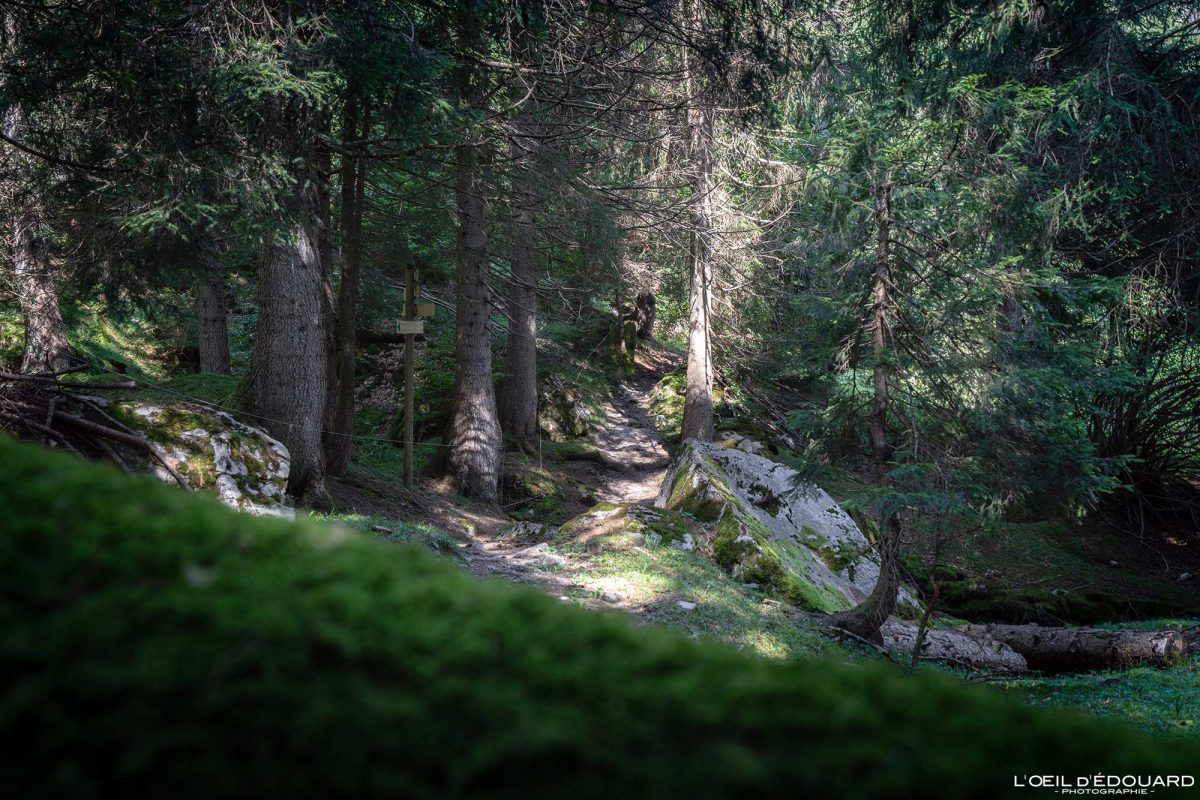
[244,91,329,508]
[196,257,231,375]
[499,121,539,455]
[635,291,656,340]
[830,175,897,642]
[11,215,73,375]
[959,624,1187,673]
[2,36,74,375]
[680,0,714,443]
[326,92,366,477]
[446,20,501,502]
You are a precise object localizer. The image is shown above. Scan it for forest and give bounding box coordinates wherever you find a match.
[1,0,1199,795]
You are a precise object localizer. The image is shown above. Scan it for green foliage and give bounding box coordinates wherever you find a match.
[4,437,1199,796]
[129,373,241,408]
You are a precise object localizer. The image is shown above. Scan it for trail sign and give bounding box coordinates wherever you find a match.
[402,268,420,488]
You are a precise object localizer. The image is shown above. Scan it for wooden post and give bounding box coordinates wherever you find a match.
[403,268,416,489]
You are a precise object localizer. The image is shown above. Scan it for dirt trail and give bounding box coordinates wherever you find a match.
[331,343,681,589]
[589,371,673,504]
[452,345,680,584]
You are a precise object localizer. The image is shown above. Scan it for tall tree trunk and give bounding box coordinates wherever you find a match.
[447,18,501,502]
[196,256,231,375]
[832,175,899,641]
[327,91,367,476]
[680,0,715,442]
[11,211,73,375]
[499,120,539,454]
[244,91,329,508]
[311,111,339,476]
[3,20,74,375]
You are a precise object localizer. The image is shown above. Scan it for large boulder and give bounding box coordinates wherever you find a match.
[106,400,292,517]
[656,440,920,614]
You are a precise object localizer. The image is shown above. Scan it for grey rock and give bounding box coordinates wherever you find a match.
[656,439,921,613]
[103,399,291,517]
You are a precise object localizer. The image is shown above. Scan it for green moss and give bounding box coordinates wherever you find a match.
[112,403,213,445]
[1001,654,1200,737]
[713,514,850,613]
[640,509,689,545]
[2,437,1199,795]
[746,483,782,516]
[179,453,218,487]
[130,373,241,407]
[542,439,604,463]
[662,457,740,523]
[649,371,686,440]
[558,502,625,537]
[586,531,644,553]
[846,507,879,544]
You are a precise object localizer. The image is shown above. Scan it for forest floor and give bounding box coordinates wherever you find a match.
[320,342,838,650]
[322,341,1200,737]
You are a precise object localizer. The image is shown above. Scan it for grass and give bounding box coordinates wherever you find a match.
[319,511,461,554]
[1000,657,1200,737]
[562,543,873,660]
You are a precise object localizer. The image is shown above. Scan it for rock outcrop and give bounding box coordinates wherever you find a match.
[537,378,592,441]
[107,400,292,517]
[656,440,920,614]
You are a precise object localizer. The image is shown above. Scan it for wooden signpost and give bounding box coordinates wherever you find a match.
[402,267,435,489]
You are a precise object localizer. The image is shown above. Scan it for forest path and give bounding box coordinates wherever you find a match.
[331,342,682,590]
[454,342,682,585]
[588,359,675,504]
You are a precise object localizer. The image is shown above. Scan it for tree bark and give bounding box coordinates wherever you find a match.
[196,256,231,375]
[447,17,502,502]
[326,91,366,477]
[960,624,1187,673]
[634,291,656,340]
[11,211,73,375]
[2,21,74,376]
[680,0,715,443]
[499,120,539,455]
[830,175,898,641]
[244,89,329,508]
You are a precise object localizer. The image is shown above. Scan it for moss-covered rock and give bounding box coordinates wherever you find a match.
[559,502,694,551]
[106,400,291,517]
[648,371,686,440]
[1,436,1197,796]
[657,440,920,613]
[537,377,593,442]
[494,521,557,545]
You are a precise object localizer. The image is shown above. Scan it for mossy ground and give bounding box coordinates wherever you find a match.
[4,435,1199,799]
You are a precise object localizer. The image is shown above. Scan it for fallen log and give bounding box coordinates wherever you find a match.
[960,623,1186,673]
[881,618,1027,673]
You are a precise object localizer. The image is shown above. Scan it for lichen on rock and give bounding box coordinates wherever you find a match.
[105,400,292,517]
[656,440,920,614]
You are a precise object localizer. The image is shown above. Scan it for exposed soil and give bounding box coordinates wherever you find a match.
[328,342,683,590]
